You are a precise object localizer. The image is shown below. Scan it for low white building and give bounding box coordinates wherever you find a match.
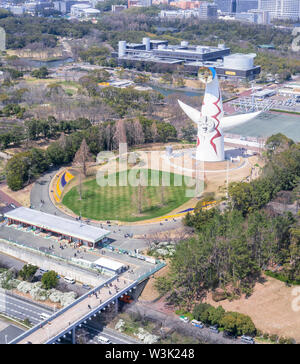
[70,3,100,18]
[92,257,126,274]
[82,7,101,18]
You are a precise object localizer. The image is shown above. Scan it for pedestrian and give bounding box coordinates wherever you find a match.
[88,304,91,309]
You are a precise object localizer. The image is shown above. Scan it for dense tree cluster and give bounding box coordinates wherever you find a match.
[4,115,177,190]
[155,135,300,308]
[192,303,256,336]
[229,134,300,215]
[0,16,91,49]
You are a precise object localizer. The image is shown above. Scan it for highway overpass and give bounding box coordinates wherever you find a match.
[9,263,165,344]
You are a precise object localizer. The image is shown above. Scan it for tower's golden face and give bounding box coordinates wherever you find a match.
[198,67,213,84]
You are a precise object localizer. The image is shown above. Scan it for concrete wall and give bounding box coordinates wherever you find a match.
[0,239,106,287]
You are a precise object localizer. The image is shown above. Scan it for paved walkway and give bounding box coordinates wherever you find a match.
[0,224,155,280]
[18,277,133,344]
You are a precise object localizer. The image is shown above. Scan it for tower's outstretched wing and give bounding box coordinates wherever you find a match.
[178,100,201,124]
[220,111,262,131]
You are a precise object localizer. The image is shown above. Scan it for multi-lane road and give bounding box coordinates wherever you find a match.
[81,324,141,344]
[0,290,54,326]
[0,289,137,344]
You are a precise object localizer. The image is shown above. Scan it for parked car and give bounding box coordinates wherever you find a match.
[179,316,189,323]
[223,331,237,340]
[63,276,75,284]
[191,319,204,329]
[82,284,91,290]
[241,335,255,344]
[39,268,48,274]
[209,325,219,334]
[96,335,111,344]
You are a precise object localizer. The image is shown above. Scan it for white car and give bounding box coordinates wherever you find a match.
[179,316,189,323]
[96,335,111,344]
[63,276,75,284]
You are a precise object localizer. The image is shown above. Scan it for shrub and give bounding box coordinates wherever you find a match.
[270,334,278,343]
[263,333,269,340]
[41,270,58,290]
[220,312,256,336]
[19,264,38,282]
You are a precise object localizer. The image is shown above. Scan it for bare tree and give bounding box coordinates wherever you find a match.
[113,120,127,149]
[74,138,93,178]
[133,120,145,145]
[151,122,159,143]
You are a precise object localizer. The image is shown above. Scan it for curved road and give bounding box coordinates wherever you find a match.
[30,169,184,251]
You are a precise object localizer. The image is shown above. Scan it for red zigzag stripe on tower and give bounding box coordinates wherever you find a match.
[210,91,222,155]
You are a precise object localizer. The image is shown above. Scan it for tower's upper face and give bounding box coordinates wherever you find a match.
[198,67,215,84]
[198,116,216,135]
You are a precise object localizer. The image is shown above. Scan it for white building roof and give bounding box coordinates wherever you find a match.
[71,3,91,9]
[252,89,276,97]
[83,8,100,13]
[5,207,110,243]
[93,257,125,272]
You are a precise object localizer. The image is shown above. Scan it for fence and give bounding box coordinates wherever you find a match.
[8,274,118,344]
[0,235,102,276]
[9,262,166,344]
[103,243,162,265]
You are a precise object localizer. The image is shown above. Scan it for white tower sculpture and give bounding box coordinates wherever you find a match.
[178,67,261,162]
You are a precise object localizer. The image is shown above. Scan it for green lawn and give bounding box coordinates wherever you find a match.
[62,169,193,222]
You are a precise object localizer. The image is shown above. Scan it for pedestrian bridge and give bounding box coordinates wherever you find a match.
[9,263,165,344]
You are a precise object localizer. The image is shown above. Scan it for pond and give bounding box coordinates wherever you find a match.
[25,57,74,69]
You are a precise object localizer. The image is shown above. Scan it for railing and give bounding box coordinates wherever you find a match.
[9,274,118,344]
[9,261,166,344]
[136,262,166,283]
[0,235,103,277]
[45,278,141,344]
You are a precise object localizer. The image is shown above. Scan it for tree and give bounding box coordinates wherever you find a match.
[6,152,30,191]
[73,138,92,178]
[31,67,49,79]
[19,264,38,282]
[207,306,225,326]
[192,303,212,322]
[181,124,197,143]
[221,312,256,336]
[41,271,58,290]
[132,120,145,145]
[113,120,127,148]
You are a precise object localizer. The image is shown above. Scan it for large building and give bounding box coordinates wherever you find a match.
[199,2,218,18]
[53,1,80,14]
[4,207,110,248]
[258,0,300,20]
[215,0,258,13]
[215,53,261,81]
[70,3,100,18]
[116,37,261,81]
